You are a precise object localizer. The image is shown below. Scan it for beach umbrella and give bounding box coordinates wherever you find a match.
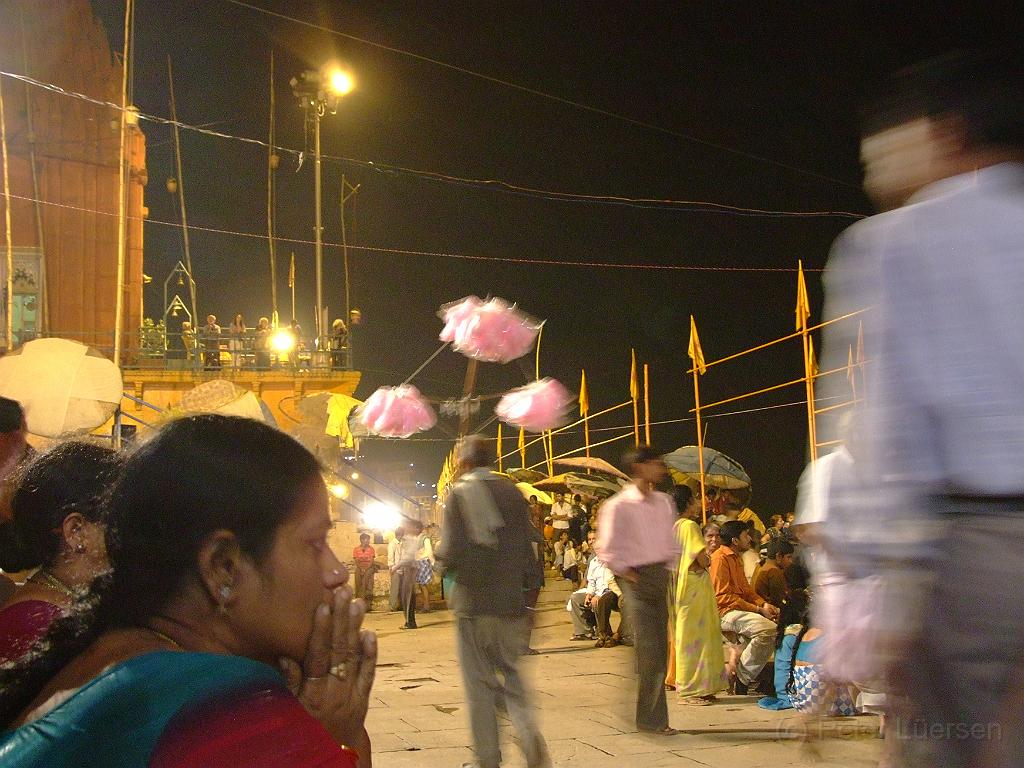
[553,456,630,481]
[0,338,121,438]
[514,481,552,505]
[534,472,624,498]
[506,467,547,484]
[662,445,751,490]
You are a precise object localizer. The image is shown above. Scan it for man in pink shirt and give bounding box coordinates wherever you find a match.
[596,446,681,735]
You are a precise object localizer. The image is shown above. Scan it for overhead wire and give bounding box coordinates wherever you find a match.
[222,0,859,190]
[2,190,826,273]
[0,69,862,221]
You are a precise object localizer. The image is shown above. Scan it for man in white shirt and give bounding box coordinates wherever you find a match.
[386,526,404,611]
[567,553,622,647]
[550,492,572,536]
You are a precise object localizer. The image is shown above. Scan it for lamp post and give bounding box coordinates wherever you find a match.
[290,65,354,357]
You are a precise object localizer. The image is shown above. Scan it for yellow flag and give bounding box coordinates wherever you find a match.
[496,423,503,472]
[809,337,819,378]
[579,369,589,416]
[847,345,855,386]
[630,349,638,400]
[795,260,810,331]
[288,252,296,289]
[518,427,526,466]
[688,315,707,375]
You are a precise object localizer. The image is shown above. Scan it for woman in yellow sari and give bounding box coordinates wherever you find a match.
[672,513,730,705]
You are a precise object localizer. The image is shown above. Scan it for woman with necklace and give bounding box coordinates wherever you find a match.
[0,442,123,664]
[0,415,376,768]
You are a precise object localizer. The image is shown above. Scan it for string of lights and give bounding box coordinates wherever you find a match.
[0,69,862,221]
[3,190,826,273]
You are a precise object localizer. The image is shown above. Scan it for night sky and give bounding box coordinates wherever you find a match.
[88,0,1021,513]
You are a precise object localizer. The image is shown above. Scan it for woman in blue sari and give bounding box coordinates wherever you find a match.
[0,415,376,767]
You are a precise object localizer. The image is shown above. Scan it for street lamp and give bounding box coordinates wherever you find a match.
[290,63,355,356]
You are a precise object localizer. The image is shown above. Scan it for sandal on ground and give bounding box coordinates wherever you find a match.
[638,726,682,736]
[680,696,711,706]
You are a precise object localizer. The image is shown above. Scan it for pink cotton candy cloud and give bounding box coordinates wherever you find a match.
[438,296,541,364]
[495,378,573,433]
[359,385,437,438]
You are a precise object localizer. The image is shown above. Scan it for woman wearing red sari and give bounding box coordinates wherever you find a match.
[0,416,376,768]
[0,442,122,664]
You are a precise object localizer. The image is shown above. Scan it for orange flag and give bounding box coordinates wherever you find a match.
[688,316,707,375]
[795,260,810,331]
[579,369,589,416]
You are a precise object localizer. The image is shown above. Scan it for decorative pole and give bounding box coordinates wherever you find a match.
[688,316,708,524]
[113,0,133,363]
[643,363,651,445]
[630,349,640,446]
[796,260,818,462]
[0,76,13,350]
[579,369,590,458]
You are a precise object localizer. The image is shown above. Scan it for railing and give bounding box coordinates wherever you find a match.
[1,328,354,372]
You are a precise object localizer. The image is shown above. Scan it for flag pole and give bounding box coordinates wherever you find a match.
[0,77,13,351]
[797,261,818,462]
[580,368,591,458]
[630,349,640,447]
[688,316,708,525]
[643,363,651,445]
[536,322,553,475]
[267,50,278,328]
[496,422,503,473]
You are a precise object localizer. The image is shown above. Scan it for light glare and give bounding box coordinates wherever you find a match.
[328,69,354,96]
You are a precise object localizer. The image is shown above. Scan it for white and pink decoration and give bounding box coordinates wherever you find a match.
[495,378,573,433]
[359,385,436,438]
[438,296,540,363]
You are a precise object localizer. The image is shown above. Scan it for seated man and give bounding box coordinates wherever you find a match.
[710,520,780,695]
[753,539,794,609]
[568,551,622,647]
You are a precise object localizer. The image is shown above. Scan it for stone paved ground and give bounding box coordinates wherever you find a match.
[363,576,882,768]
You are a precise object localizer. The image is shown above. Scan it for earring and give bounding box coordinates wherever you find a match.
[75,543,86,554]
[218,585,231,614]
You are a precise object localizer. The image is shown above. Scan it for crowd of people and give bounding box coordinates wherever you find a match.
[169,313,351,370]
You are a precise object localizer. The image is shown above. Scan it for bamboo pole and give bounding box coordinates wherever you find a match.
[581,369,591,458]
[496,422,503,473]
[535,322,553,475]
[0,77,13,350]
[692,360,708,525]
[113,0,132,364]
[643,363,651,445]
[267,51,278,326]
[631,349,640,447]
[798,262,818,462]
[167,57,196,325]
[19,13,48,334]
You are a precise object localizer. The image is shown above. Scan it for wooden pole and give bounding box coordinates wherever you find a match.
[113,0,132,363]
[518,427,526,468]
[692,365,708,525]
[535,322,553,475]
[798,262,818,462]
[643,363,651,445]
[19,14,48,334]
[496,422,503,473]
[267,51,278,326]
[581,369,591,459]
[631,349,640,446]
[167,56,196,325]
[0,78,13,350]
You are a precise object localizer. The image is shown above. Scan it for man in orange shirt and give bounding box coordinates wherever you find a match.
[352,532,378,606]
[710,520,779,694]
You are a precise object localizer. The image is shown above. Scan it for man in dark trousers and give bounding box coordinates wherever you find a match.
[437,436,549,768]
[595,445,681,735]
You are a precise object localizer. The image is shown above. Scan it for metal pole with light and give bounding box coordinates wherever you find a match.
[289,65,354,359]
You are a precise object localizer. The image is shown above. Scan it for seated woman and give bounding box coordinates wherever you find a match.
[0,415,376,768]
[0,442,123,664]
[758,592,855,716]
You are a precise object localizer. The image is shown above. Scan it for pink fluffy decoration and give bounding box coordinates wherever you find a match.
[438,295,541,363]
[495,378,573,433]
[359,385,437,438]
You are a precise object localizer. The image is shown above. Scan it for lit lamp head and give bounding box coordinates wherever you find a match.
[270,329,296,354]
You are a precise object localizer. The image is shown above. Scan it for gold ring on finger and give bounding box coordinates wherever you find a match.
[329,663,347,680]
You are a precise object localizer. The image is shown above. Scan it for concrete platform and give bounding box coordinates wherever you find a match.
[364,575,882,768]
